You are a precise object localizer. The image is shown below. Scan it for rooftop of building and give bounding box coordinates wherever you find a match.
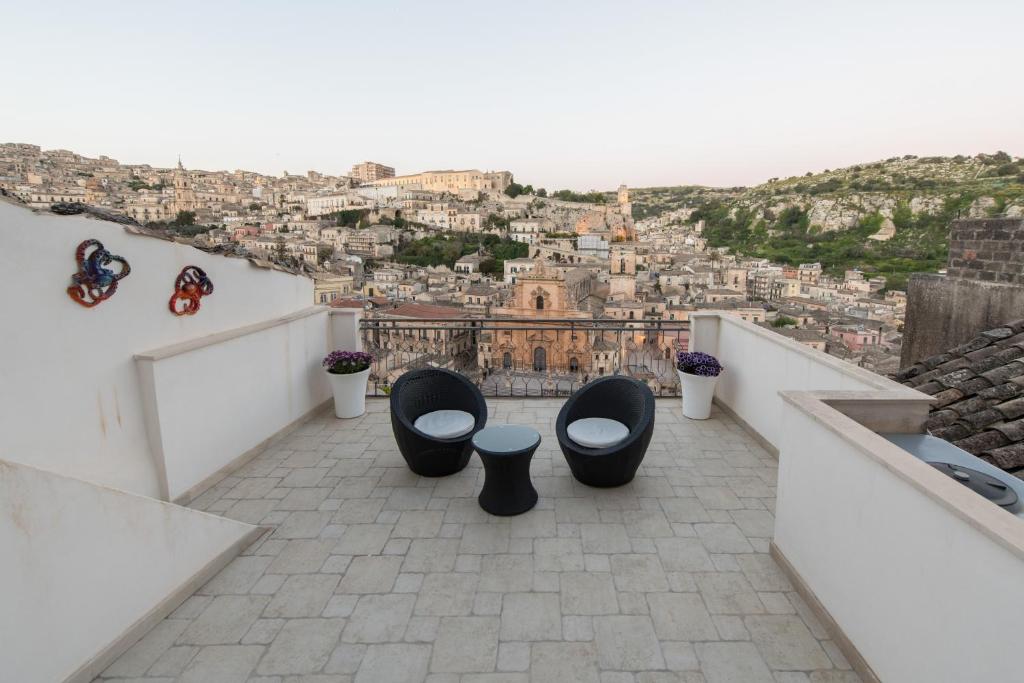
[383,302,469,319]
[895,319,1024,477]
[5,201,1023,683]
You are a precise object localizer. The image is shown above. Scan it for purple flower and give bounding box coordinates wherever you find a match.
[676,351,722,377]
[323,350,374,375]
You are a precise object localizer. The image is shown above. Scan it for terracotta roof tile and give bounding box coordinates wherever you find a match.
[964,345,1003,363]
[970,355,1011,374]
[935,368,976,389]
[981,327,1014,341]
[953,430,1010,455]
[929,423,966,440]
[924,410,961,430]
[914,381,944,395]
[944,396,991,416]
[893,364,926,382]
[984,443,1024,470]
[978,383,1023,402]
[904,367,946,387]
[950,336,994,355]
[957,408,1005,430]
[930,388,965,408]
[1000,332,1024,347]
[995,397,1024,421]
[921,353,955,370]
[897,320,1024,477]
[933,357,971,374]
[931,423,971,441]
[991,418,1024,443]
[956,376,994,395]
[981,362,1024,384]
[991,346,1024,364]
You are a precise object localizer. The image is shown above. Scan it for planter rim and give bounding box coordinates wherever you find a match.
[326,366,371,376]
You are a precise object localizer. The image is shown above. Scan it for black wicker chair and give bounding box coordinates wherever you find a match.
[556,376,655,487]
[390,367,488,477]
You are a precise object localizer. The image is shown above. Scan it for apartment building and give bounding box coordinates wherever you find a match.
[350,161,395,184]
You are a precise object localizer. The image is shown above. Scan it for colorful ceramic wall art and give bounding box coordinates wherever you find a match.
[168,265,214,316]
[67,239,131,308]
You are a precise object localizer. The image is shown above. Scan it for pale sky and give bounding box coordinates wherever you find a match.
[3,0,1022,190]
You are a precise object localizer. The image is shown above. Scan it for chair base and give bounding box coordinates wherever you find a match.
[564,456,639,488]
[401,444,473,477]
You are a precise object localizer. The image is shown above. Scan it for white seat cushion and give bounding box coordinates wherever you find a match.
[414,410,476,439]
[567,417,630,449]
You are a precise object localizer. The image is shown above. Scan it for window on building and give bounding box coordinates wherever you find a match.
[536,296,544,310]
[533,347,547,372]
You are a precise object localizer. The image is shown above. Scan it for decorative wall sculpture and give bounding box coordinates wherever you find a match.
[169,265,214,316]
[67,239,131,308]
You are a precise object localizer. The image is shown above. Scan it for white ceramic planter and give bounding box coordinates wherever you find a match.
[328,368,370,418]
[678,370,720,420]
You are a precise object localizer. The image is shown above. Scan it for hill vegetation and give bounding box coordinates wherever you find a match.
[394,233,529,275]
[631,152,1024,290]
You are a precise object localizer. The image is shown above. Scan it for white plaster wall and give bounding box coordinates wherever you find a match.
[774,403,1024,682]
[0,201,313,497]
[0,458,259,683]
[690,314,914,448]
[328,308,363,352]
[142,310,331,501]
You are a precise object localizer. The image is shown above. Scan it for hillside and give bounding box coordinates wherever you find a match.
[631,152,1024,290]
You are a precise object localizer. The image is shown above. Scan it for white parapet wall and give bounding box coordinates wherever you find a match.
[0,200,317,498]
[136,306,332,501]
[0,458,262,683]
[775,393,1024,683]
[690,312,1024,681]
[689,312,927,451]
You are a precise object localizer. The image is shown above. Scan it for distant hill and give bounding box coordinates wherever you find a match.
[630,152,1024,290]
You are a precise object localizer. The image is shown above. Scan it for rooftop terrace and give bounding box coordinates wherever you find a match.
[95,399,856,682]
[4,200,1023,683]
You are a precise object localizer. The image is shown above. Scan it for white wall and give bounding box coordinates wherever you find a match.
[775,398,1024,682]
[690,313,920,449]
[0,458,260,683]
[0,201,313,498]
[328,308,363,353]
[137,308,331,501]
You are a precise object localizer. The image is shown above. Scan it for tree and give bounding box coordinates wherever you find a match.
[274,239,287,261]
[504,182,524,198]
[248,202,262,211]
[522,184,534,195]
[536,188,547,197]
[173,210,196,226]
[772,315,798,328]
[317,245,335,264]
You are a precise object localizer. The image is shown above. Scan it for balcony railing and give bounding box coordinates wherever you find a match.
[359,316,690,397]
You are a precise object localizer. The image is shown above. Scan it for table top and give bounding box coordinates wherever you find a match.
[472,424,541,454]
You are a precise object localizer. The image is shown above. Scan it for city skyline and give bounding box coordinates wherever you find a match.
[3,1,1023,190]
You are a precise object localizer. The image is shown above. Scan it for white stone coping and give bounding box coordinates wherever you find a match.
[134,306,328,361]
[691,311,923,398]
[782,390,1024,561]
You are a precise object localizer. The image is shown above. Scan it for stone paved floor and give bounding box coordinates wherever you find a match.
[96,399,860,683]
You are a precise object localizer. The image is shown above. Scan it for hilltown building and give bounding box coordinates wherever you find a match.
[350,160,395,183]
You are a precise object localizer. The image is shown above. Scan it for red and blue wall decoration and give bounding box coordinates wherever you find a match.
[67,239,131,308]
[169,265,214,316]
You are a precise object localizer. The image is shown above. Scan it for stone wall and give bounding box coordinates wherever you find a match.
[901,218,1024,367]
[947,217,1024,285]
[901,274,1024,365]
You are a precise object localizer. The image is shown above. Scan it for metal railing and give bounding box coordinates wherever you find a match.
[359,316,690,397]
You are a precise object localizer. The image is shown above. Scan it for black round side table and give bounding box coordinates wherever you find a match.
[472,424,541,516]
